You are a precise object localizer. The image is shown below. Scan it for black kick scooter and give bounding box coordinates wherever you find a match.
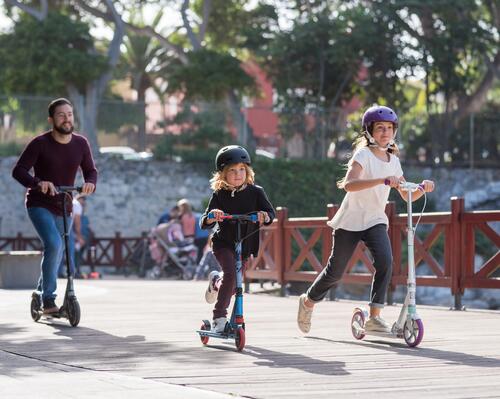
[30,186,82,327]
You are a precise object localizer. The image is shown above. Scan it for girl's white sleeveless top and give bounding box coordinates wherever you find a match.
[327,147,403,232]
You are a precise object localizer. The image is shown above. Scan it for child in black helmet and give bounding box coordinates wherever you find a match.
[297,105,435,334]
[200,145,275,333]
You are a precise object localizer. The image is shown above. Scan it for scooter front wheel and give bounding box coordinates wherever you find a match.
[404,318,424,347]
[200,320,211,345]
[67,298,81,327]
[235,327,245,351]
[351,308,366,340]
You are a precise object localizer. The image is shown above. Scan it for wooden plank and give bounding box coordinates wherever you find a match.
[1,279,499,399]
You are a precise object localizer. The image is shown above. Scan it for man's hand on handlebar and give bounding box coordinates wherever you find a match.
[38,181,57,196]
[81,182,95,195]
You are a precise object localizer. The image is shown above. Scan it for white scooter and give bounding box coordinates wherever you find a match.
[351,180,427,347]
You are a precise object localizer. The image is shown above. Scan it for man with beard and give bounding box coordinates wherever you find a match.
[12,98,97,314]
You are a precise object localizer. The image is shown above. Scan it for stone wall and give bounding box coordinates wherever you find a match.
[1,157,212,237]
[1,156,499,237]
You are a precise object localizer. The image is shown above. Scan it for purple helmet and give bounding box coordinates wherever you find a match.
[362,105,398,133]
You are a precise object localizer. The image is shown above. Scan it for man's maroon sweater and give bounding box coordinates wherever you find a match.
[12,131,98,216]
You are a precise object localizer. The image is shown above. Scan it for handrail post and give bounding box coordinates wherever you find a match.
[276,207,287,296]
[450,197,465,310]
[325,204,338,301]
[16,232,23,251]
[114,232,123,270]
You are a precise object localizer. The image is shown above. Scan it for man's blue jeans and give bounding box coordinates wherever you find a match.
[27,207,73,301]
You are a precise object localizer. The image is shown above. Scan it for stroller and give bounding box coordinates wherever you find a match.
[148,221,198,280]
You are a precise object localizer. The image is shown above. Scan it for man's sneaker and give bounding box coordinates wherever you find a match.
[297,293,313,333]
[364,316,391,333]
[211,317,227,333]
[42,298,59,315]
[205,271,223,304]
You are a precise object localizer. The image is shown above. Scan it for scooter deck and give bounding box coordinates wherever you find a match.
[197,330,235,339]
[353,324,403,339]
[35,311,62,319]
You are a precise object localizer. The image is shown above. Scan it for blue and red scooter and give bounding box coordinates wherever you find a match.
[197,212,258,351]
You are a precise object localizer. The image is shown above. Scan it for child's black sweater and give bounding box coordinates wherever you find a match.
[200,184,275,259]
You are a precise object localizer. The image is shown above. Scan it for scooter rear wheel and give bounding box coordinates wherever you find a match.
[30,296,41,322]
[351,309,366,340]
[404,318,424,347]
[200,320,211,345]
[235,327,245,351]
[67,298,81,327]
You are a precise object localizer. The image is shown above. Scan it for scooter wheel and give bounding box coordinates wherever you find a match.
[235,327,245,351]
[67,298,81,327]
[200,320,210,345]
[30,296,41,322]
[404,318,424,347]
[351,309,366,340]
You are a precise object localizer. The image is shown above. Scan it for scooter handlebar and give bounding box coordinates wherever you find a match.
[207,212,259,223]
[56,186,83,193]
[384,179,424,192]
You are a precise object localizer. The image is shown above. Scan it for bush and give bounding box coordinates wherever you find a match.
[253,158,345,217]
[0,141,23,156]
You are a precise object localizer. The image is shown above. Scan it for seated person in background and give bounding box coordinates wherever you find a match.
[157,205,180,225]
[177,198,196,240]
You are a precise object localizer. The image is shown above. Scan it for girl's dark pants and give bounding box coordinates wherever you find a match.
[307,224,393,308]
[213,247,246,319]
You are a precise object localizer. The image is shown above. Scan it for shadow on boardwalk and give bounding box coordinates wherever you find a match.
[0,322,170,377]
[306,336,500,368]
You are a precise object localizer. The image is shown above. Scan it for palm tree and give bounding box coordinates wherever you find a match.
[120,10,171,150]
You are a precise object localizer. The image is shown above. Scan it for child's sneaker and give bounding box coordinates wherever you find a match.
[297,293,313,333]
[364,316,391,333]
[205,271,222,304]
[211,317,227,333]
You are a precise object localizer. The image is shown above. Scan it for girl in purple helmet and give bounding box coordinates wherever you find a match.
[297,105,435,334]
[200,145,275,333]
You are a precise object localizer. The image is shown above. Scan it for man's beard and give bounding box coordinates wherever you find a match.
[54,122,74,135]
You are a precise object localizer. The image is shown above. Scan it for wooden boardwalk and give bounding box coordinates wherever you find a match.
[1,279,500,398]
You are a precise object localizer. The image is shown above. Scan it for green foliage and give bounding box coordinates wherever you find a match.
[195,0,278,52]
[96,99,145,134]
[0,12,107,96]
[153,105,232,162]
[0,95,50,136]
[165,49,256,101]
[0,141,23,156]
[253,158,345,216]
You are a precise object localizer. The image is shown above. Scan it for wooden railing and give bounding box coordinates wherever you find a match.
[1,197,498,307]
[245,197,500,308]
[0,232,148,269]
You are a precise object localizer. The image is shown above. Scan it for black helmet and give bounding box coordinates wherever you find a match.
[215,145,251,171]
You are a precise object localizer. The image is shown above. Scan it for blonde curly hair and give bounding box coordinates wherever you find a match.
[210,163,255,191]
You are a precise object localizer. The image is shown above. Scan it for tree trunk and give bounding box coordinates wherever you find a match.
[67,84,99,155]
[226,91,256,152]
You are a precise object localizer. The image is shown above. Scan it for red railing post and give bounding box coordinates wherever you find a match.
[16,232,23,251]
[114,232,123,269]
[323,204,337,266]
[276,207,287,296]
[450,197,465,310]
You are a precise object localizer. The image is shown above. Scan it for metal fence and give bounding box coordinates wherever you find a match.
[1,94,498,168]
